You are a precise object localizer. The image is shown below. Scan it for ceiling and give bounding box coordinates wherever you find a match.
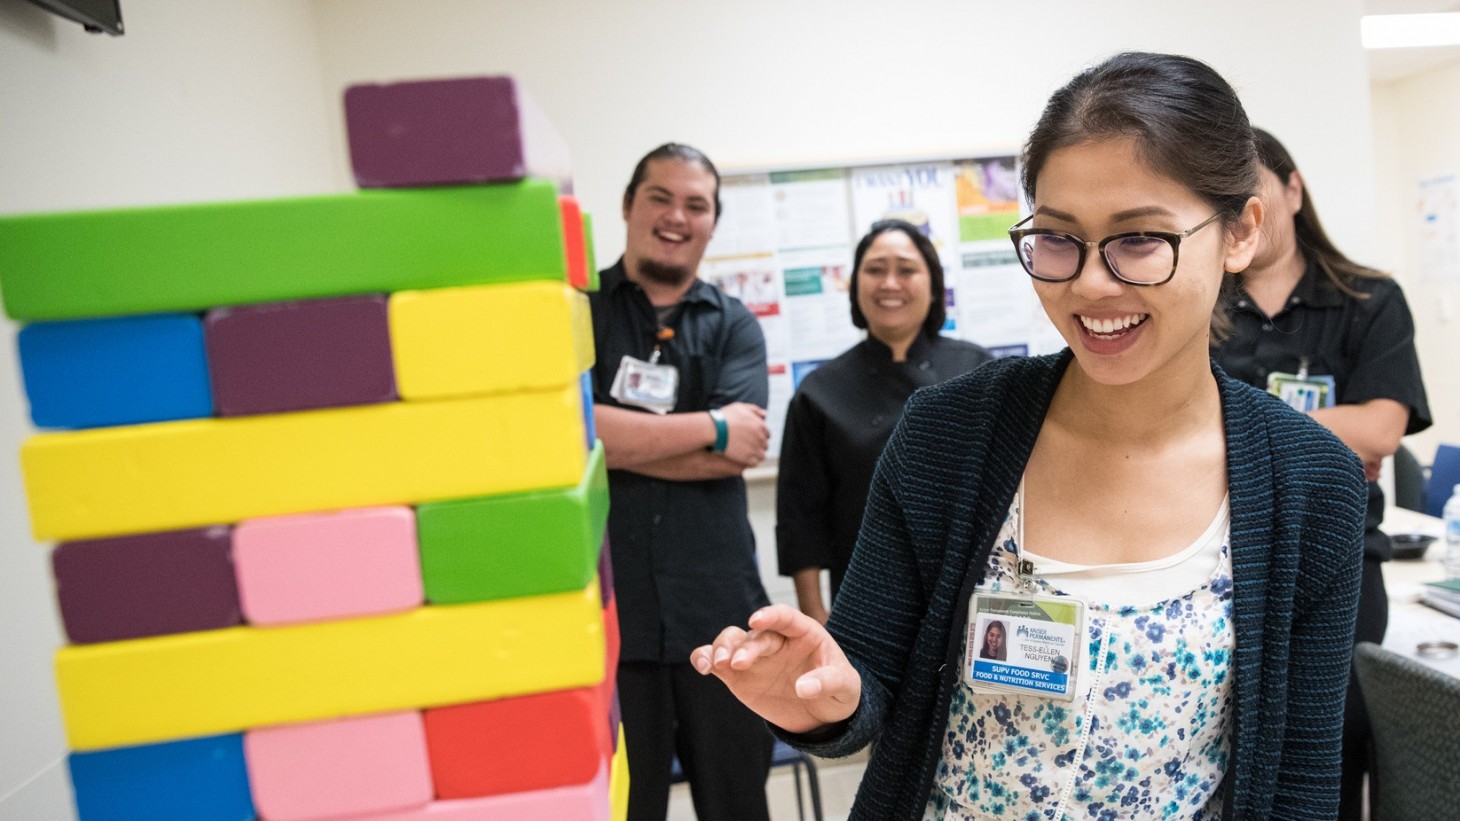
[1366,0,1460,82]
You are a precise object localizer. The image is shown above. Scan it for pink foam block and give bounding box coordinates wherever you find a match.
[244,711,432,821]
[366,759,610,821]
[233,506,422,626]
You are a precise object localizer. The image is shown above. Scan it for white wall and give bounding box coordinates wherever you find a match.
[0,2,337,817]
[1372,63,1460,462]
[0,0,1381,816]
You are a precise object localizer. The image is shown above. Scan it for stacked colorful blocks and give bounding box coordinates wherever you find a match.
[1,75,627,820]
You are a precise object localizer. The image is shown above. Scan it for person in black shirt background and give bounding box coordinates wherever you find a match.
[775,220,992,622]
[1213,128,1432,821]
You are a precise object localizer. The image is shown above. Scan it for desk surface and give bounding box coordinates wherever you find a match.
[1380,506,1460,678]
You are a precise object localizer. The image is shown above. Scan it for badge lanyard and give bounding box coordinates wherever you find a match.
[610,325,680,414]
[965,495,1087,701]
[1266,356,1336,412]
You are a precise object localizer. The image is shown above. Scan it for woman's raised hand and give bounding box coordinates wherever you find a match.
[689,604,861,734]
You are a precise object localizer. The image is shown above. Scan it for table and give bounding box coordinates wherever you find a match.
[1380,506,1460,678]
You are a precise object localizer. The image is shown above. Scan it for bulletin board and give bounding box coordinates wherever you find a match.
[699,154,1063,457]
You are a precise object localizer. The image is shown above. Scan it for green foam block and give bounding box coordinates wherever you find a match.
[417,440,607,604]
[582,212,600,293]
[0,181,566,321]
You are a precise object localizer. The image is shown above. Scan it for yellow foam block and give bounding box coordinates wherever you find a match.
[610,726,629,821]
[57,580,605,750]
[390,282,594,401]
[21,387,586,541]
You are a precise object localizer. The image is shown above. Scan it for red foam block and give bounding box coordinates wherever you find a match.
[423,687,611,799]
[560,196,589,290]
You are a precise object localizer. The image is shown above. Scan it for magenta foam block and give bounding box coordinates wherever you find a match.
[204,294,396,417]
[53,526,240,644]
[344,75,572,190]
[245,711,432,821]
[232,506,422,626]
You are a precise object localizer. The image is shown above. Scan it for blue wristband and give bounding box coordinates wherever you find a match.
[708,408,729,453]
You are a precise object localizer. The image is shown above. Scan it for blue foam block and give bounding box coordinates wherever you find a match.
[580,370,596,450]
[68,734,254,820]
[18,314,213,429]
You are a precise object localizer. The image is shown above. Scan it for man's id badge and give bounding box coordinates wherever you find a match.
[1267,371,1336,412]
[965,590,1084,701]
[610,355,679,414]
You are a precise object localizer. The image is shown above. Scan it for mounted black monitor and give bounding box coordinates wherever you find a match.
[25,0,123,35]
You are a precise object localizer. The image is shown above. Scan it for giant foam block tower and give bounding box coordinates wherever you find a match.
[1,75,629,820]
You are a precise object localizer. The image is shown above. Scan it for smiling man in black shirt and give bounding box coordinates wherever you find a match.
[588,143,774,821]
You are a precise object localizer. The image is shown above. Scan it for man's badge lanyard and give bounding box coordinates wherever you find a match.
[1266,356,1336,412]
[965,510,1087,702]
[610,325,679,414]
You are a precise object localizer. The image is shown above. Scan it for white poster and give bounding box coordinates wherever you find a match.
[1417,174,1460,284]
[777,247,861,362]
[770,169,853,251]
[955,248,1038,349]
[705,174,776,259]
[702,255,790,363]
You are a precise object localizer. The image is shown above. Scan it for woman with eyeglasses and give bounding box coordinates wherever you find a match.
[775,219,991,624]
[1212,128,1431,821]
[692,51,1367,821]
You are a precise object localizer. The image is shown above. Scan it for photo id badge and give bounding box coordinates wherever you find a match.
[1267,371,1336,412]
[966,590,1085,701]
[610,355,679,414]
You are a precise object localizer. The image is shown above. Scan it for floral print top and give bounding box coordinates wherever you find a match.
[923,494,1235,820]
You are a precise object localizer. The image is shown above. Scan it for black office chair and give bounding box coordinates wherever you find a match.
[669,739,824,821]
[1392,443,1427,514]
[1353,642,1460,820]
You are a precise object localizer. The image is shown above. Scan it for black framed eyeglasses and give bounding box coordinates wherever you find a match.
[1008,212,1222,286]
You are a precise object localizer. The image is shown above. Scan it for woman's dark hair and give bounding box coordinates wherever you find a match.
[622,142,722,221]
[848,219,947,338]
[1019,52,1258,340]
[1252,127,1386,297]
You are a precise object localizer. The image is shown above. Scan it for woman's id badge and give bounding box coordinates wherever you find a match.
[965,589,1084,701]
[610,355,679,414]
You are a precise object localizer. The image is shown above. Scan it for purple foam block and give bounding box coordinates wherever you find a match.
[344,75,572,190]
[53,526,241,644]
[609,686,621,753]
[204,295,396,417]
[597,535,614,605]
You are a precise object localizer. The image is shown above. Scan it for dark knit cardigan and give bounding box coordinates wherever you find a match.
[786,351,1367,820]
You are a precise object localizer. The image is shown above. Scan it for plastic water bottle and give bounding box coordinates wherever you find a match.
[1445,484,1460,580]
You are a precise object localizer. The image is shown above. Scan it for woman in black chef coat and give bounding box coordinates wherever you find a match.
[1213,128,1432,821]
[775,219,992,622]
